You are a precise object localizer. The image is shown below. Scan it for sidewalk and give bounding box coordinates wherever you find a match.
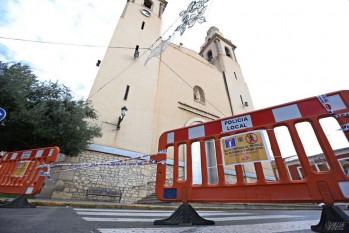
[2,197,339,210]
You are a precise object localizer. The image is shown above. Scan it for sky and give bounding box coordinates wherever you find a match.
[0,0,348,107]
[0,0,349,154]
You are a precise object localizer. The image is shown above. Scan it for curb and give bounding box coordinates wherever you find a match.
[27,199,322,210]
[3,198,345,211]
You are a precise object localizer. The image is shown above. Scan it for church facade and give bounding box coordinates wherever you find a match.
[88,0,253,155]
[49,0,255,203]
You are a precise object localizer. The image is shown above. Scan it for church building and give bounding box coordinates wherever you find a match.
[88,0,253,155]
[50,0,255,203]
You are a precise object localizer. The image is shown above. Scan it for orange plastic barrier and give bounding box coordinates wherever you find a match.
[151,90,349,206]
[0,147,60,195]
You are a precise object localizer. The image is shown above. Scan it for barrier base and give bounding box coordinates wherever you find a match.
[311,206,349,232]
[153,203,215,225]
[0,195,36,208]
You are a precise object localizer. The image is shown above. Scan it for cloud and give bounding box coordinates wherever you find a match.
[0,0,10,27]
[0,0,119,99]
[0,43,14,60]
[0,0,348,107]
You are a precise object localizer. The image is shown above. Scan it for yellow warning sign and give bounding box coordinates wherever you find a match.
[12,161,30,177]
[221,131,271,166]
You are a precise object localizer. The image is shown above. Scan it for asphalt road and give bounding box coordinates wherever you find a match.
[0,206,348,233]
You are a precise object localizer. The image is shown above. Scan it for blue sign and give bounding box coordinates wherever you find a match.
[0,107,7,121]
[163,188,177,200]
[225,138,236,148]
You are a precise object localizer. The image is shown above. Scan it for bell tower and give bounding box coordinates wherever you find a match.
[199,26,254,115]
[87,0,168,154]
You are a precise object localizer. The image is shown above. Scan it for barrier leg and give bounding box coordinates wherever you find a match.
[0,195,36,208]
[311,206,349,232]
[153,203,215,225]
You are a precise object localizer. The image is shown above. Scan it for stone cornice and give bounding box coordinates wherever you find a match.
[178,102,220,120]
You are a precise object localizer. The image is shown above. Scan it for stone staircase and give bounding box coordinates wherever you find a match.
[136,193,175,205]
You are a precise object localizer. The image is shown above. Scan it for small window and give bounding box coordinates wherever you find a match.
[225,47,231,57]
[234,72,237,80]
[315,162,330,172]
[141,21,145,30]
[339,158,349,176]
[297,166,304,180]
[159,3,164,18]
[232,48,236,59]
[207,50,213,62]
[143,0,153,9]
[134,45,139,59]
[123,85,130,100]
[193,86,205,104]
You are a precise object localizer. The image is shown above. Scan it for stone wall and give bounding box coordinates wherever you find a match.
[49,149,252,204]
[51,150,163,203]
[35,153,66,199]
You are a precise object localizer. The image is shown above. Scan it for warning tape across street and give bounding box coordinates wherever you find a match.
[36,150,167,178]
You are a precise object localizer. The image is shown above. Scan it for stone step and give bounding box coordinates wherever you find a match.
[137,193,162,205]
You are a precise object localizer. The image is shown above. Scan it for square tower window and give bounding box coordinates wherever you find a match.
[207,50,213,62]
[225,47,231,57]
[143,0,153,9]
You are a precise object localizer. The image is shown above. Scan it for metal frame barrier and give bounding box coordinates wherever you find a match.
[0,147,60,207]
[151,90,349,228]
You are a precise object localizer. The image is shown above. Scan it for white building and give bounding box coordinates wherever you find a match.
[88,0,254,155]
[50,0,256,203]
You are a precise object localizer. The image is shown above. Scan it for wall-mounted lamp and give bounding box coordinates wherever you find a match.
[116,106,128,130]
[240,95,249,107]
[96,60,101,67]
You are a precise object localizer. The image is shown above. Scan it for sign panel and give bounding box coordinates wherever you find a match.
[12,161,31,177]
[0,107,6,121]
[221,115,253,133]
[221,130,271,166]
[21,151,32,159]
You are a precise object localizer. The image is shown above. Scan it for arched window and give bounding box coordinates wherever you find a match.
[143,0,153,9]
[225,47,231,57]
[193,86,205,104]
[207,50,213,62]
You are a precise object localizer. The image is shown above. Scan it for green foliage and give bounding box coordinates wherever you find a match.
[0,61,101,156]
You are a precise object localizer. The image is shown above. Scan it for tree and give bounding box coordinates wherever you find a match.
[0,61,101,156]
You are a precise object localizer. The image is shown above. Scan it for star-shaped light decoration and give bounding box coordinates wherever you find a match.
[145,0,210,65]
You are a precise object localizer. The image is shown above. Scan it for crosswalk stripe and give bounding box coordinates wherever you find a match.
[76,211,250,217]
[97,220,318,233]
[73,208,229,213]
[81,214,302,222]
[74,208,176,213]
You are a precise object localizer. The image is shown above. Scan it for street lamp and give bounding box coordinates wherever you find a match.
[116,106,128,130]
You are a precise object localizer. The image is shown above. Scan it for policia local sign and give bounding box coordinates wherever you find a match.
[220,130,271,166]
[221,115,253,133]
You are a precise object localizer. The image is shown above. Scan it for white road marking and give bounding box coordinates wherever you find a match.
[73,208,229,213]
[97,220,317,233]
[74,208,176,213]
[76,211,250,217]
[82,214,301,222]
